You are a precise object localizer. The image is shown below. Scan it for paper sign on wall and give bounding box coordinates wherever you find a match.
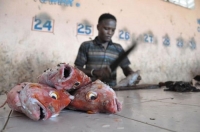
[198,19,200,32]
[144,34,154,43]
[77,23,93,36]
[119,30,130,41]
[31,16,54,33]
[163,36,170,46]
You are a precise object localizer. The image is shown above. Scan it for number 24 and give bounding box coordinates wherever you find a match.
[34,18,52,31]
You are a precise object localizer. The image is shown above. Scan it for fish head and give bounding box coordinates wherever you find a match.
[38,63,91,91]
[56,63,91,90]
[19,83,73,120]
[6,83,25,112]
[69,80,122,114]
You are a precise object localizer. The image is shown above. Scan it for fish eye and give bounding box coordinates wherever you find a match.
[74,82,80,86]
[49,91,58,100]
[72,82,80,89]
[86,91,97,101]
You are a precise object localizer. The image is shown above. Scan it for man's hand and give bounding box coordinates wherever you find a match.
[132,70,141,85]
[93,66,111,80]
[135,75,141,84]
[121,66,141,85]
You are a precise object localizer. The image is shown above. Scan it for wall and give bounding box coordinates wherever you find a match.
[0,0,200,92]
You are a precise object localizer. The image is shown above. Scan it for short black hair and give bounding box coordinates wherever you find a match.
[98,13,117,24]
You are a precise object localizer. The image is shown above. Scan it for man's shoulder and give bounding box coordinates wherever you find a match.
[111,42,123,49]
[112,42,121,46]
[79,40,94,50]
[81,40,94,45]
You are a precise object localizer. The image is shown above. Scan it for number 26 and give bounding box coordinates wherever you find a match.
[119,30,130,40]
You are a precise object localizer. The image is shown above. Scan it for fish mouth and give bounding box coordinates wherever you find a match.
[39,106,46,120]
[103,98,122,113]
[116,98,122,112]
[64,65,71,78]
[36,101,47,120]
[24,98,47,120]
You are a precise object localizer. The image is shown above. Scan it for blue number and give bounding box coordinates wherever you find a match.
[77,24,92,35]
[149,36,153,43]
[119,30,124,39]
[163,38,170,46]
[40,0,48,3]
[77,24,84,34]
[144,34,148,42]
[189,41,196,49]
[43,21,52,31]
[119,31,130,40]
[198,27,200,32]
[144,34,153,43]
[125,32,130,40]
[85,25,91,35]
[49,0,59,4]
[34,18,53,31]
[34,18,42,30]
[177,40,183,47]
[197,19,200,25]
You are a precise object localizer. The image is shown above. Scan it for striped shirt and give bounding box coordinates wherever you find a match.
[74,37,131,86]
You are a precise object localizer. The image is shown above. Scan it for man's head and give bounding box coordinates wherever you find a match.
[97,13,117,43]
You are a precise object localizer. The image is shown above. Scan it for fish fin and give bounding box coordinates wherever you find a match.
[87,110,97,114]
[67,106,76,110]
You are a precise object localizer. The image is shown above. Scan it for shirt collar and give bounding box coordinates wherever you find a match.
[94,36,113,45]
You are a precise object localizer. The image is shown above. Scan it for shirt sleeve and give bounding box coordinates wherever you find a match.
[116,44,131,68]
[74,42,88,67]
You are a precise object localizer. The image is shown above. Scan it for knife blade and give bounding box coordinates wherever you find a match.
[109,41,137,71]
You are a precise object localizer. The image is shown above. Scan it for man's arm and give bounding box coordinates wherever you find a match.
[122,66,134,76]
[76,65,111,80]
[74,42,93,77]
[74,42,111,80]
[75,66,93,77]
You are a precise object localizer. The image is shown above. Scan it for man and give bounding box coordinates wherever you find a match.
[74,13,141,86]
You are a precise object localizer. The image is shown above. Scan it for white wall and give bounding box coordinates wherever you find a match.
[0,0,200,92]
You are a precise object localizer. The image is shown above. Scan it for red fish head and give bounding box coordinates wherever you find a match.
[8,83,73,120]
[38,63,91,91]
[68,80,122,114]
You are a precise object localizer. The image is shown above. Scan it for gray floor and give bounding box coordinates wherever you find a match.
[0,88,200,132]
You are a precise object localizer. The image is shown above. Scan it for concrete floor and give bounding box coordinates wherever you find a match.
[0,87,200,132]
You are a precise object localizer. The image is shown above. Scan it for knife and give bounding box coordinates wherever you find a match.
[109,41,137,71]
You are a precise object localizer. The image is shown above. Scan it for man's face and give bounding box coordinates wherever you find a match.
[97,19,116,42]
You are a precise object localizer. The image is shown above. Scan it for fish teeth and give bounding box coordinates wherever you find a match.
[51,113,59,118]
[69,95,74,100]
